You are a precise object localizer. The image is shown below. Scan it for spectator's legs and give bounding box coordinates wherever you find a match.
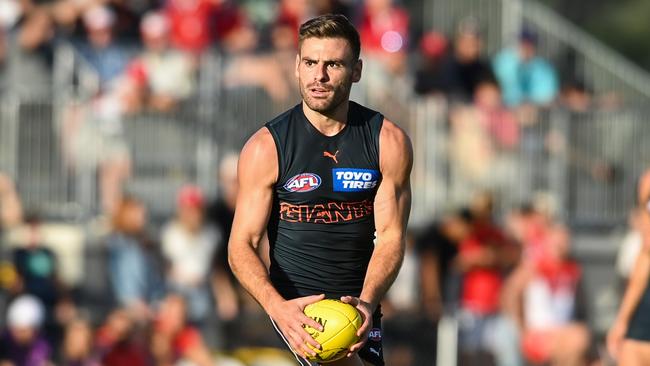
[549,323,589,366]
[619,340,650,366]
[486,315,522,366]
[60,103,84,170]
[100,157,130,216]
[458,309,496,366]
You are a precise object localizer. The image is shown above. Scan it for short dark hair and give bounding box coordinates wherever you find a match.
[299,14,361,61]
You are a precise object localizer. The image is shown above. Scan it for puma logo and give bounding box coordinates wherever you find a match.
[323,150,339,164]
[370,348,380,357]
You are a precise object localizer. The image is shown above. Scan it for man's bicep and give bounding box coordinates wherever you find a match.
[229,128,278,248]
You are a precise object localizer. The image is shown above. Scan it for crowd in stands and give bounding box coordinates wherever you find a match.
[0,0,618,215]
[1,163,621,365]
[0,0,636,365]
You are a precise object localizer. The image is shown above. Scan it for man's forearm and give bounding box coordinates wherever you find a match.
[229,241,284,314]
[359,238,405,311]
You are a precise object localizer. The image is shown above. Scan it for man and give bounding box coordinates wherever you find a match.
[228,14,412,366]
[492,28,559,107]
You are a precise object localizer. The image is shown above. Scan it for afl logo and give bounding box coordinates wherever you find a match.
[368,328,382,342]
[284,173,321,193]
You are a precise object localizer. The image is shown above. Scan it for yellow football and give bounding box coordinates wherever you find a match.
[303,299,362,363]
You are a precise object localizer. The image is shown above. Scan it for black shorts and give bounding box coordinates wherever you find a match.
[626,291,650,341]
[270,308,384,366]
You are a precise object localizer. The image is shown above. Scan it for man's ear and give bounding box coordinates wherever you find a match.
[352,59,363,83]
[295,53,301,79]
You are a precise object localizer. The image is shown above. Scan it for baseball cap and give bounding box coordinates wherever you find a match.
[419,31,447,59]
[141,11,169,37]
[177,185,205,208]
[83,5,115,30]
[7,295,44,328]
[520,28,539,45]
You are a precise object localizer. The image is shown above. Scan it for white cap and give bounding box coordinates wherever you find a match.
[83,5,115,30]
[0,0,22,30]
[141,11,169,37]
[7,295,44,328]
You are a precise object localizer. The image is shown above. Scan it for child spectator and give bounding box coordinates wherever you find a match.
[0,295,52,366]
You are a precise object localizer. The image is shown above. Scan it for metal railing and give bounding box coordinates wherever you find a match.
[424,0,650,104]
[521,0,650,104]
[3,0,650,226]
[3,78,647,227]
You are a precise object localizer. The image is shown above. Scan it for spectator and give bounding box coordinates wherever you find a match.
[0,295,52,366]
[2,6,54,98]
[165,0,218,55]
[417,209,474,319]
[222,19,291,104]
[61,318,100,366]
[11,216,76,347]
[63,87,133,217]
[76,5,129,91]
[449,80,520,204]
[150,294,214,366]
[161,185,220,326]
[493,28,559,107]
[94,310,148,366]
[429,18,495,102]
[559,79,592,112]
[413,30,449,96]
[107,196,164,323]
[124,11,196,113]
[503,205,589,366]
[457,192,521,366]
[473,80,520,151]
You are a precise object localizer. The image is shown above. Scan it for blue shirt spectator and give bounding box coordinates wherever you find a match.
[108,233,164,308]
[493,29,559,106]
[76,5,130,90]
[107,197,164,319]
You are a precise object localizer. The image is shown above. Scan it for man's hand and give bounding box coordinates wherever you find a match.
[269,294,325,358]
[340,296,373,357]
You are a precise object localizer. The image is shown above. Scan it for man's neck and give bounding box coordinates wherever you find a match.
[302,100,349,137]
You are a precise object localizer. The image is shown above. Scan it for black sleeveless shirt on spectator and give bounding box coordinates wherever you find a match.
[265,101,383,300]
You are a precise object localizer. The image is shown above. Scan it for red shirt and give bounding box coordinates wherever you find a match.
[173,327,202,356]
[166,0,217,54]
[459,236,503,314]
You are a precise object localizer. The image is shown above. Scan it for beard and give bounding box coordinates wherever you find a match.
[299,77,352,114]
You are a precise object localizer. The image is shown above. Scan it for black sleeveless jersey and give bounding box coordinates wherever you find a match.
[265,101,384,299]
